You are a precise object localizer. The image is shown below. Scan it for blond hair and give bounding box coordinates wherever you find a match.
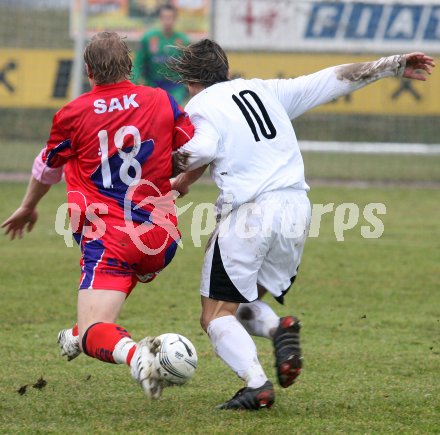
[84,32,132,85]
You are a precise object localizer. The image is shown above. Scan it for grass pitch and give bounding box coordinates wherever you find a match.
[0,182,439,434]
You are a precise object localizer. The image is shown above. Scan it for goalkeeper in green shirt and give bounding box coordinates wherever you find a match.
[133,4,190,104]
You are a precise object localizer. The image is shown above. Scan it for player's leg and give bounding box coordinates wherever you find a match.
[201,296,274,410]
[57,226,177,363]
[57,284,133,363]
[60,231,170,399]
[77,288,129,355]
[57,217,180,397]
[236,285,280,339]
[77,288,162,399]
[236,287,302,388]
[250,284,304,388]
[201,297,268,388]
[57,287,129,361]
[57,287,132,362]
[200,216,275,410]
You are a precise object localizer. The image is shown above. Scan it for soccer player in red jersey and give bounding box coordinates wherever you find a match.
[1,32,194,399]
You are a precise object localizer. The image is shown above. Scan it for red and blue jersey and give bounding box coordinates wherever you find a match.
[40,80,193,233]
[34,81,194,292]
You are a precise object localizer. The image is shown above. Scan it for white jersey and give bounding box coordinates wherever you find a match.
[184,78,309,209]
[179,56,404,210]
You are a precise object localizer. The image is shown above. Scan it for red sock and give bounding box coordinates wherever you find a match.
[72,324,79,336]
[82,322,136,365]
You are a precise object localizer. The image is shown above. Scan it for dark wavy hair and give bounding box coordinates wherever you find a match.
[167,39,229,87]
[84,32,132,85]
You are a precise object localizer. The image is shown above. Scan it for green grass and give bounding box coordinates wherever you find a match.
[0,140,43,173]
[0,182,439,434]
[302,152,440,182]
[294,114,440,144]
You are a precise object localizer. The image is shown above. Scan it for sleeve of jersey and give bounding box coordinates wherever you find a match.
[166,93,195,150]
[32,148,64,184]
[266,55,406,120]
[175,113,220,172]
[32,110,74,184]
[173,112,194,150]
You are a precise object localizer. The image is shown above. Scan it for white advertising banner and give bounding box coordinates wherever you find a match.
[213,0,440,53]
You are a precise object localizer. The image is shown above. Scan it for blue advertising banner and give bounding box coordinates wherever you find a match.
[214,0,440,53]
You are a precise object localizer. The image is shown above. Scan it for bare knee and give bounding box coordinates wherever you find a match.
[76,289,127,350]
[200,311,226,333]
[200,296,239,334]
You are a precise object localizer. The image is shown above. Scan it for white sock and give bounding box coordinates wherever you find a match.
[236,300,280,339]
[113,337,136,365]
[207,315,268,389]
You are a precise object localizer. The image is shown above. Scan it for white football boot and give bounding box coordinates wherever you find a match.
[130,337,164,399]
[57,328,82,361]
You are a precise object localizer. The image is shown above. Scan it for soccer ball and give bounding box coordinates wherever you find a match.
[155,333,198,385]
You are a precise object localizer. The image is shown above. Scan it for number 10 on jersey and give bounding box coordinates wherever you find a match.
[232,90,277,142]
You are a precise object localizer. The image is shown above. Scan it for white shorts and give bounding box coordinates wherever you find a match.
[200,188,311,303]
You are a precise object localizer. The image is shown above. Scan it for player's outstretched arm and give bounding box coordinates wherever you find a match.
[1,176,51,240]
[271,52,435,120]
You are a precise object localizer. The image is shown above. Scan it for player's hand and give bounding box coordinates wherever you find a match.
[170,177,190,198]
[1,206,38,240]
[403,53,436,81]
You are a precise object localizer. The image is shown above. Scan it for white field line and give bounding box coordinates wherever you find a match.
[300,141,440,155]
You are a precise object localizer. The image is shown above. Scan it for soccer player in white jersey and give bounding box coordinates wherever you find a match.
[168,39,435,410]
